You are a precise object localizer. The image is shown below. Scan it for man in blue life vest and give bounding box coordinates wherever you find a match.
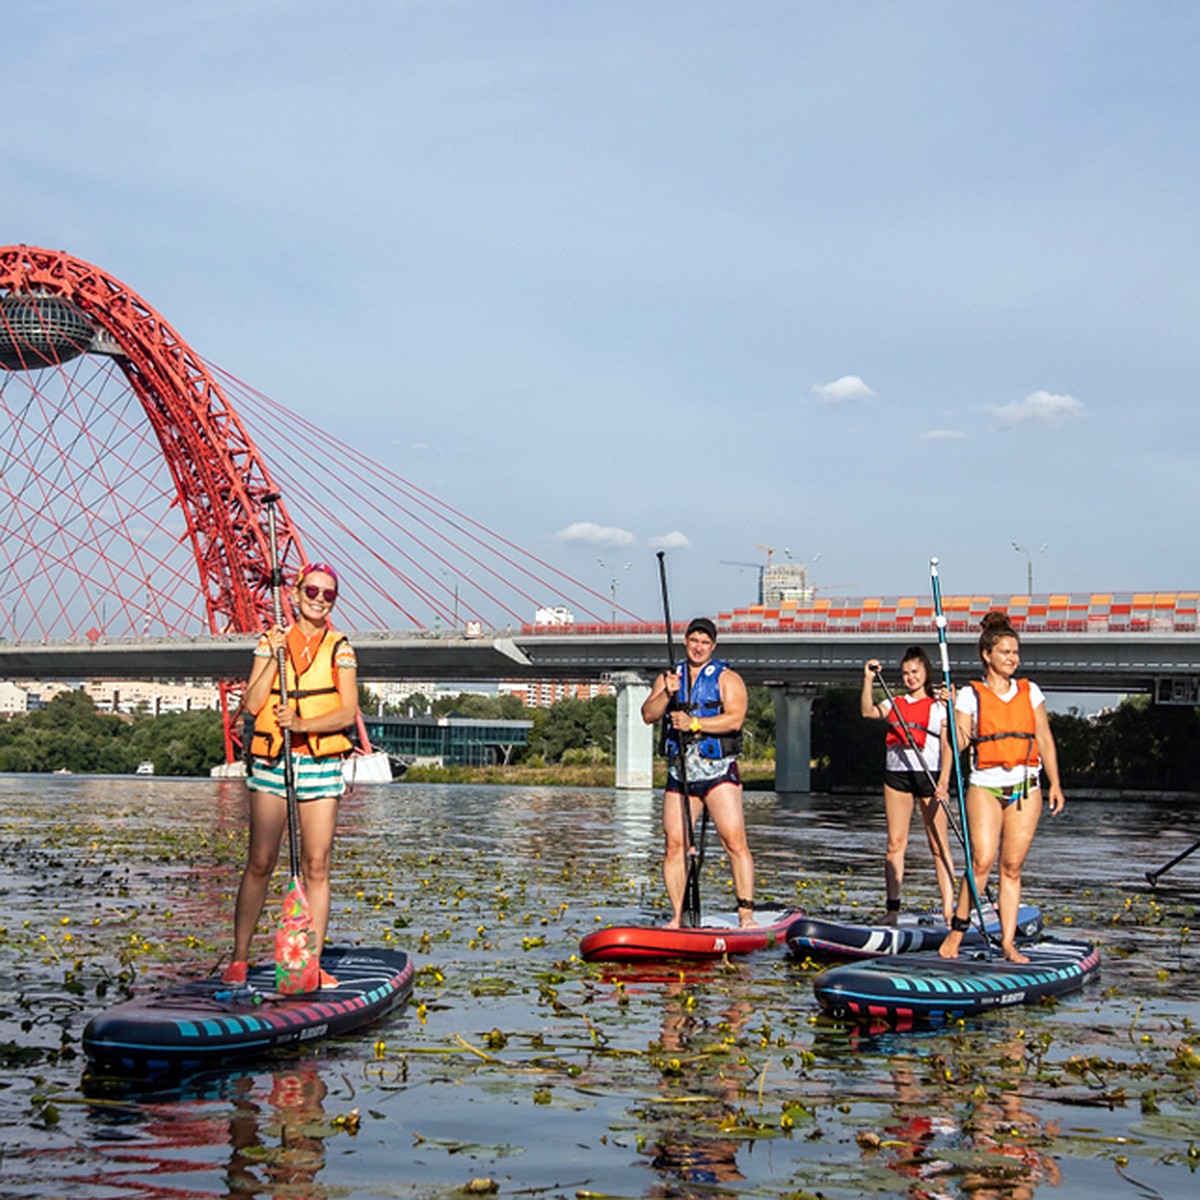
[642,617,757,928]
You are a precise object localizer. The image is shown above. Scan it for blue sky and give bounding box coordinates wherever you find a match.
[6,1,1199,622]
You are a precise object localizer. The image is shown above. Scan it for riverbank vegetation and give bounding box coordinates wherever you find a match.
[0,690,223,775]
[3,685,1199,793]
[394,686,1200,794]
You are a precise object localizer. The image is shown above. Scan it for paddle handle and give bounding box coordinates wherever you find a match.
[1146,836,1200,886]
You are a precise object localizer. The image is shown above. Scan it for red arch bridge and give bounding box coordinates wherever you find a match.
[3,246,1198,789]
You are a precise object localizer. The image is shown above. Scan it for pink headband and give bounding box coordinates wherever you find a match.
[296,561,339,590]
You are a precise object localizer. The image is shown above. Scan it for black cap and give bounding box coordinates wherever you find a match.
[685,617,718,640]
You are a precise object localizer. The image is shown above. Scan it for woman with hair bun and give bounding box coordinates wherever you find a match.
[939,610,1065,962]
[861,647,956,925]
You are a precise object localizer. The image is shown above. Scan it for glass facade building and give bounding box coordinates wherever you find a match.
[360,714,532,767]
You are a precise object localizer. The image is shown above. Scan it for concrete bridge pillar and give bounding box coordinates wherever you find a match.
[612,671,654,790]
[771,682,819,793]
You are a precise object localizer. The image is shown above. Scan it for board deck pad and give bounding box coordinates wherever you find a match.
[788,903,1043,960]
[813,938,1099,1027]
[579,906,802,961]
[83,945,413,1073]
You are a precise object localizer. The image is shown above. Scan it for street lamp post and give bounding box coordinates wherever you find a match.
[1011,542,1047,594]
[440,568,473,631]
[597,559,631,625]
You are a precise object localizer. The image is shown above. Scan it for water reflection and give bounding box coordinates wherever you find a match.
[2,776,1199,1200]
[957,1088,1062,1198]
[645,977,752,1196]
[857,1035,1065,1200]
[228,1065,330,1199]
[874,1064,959,1195]
[84,1063,334,1199]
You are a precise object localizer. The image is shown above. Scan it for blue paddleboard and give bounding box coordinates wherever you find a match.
[813,937,1099,1027]
[787,903,1043,960]
[83,945,413,1074]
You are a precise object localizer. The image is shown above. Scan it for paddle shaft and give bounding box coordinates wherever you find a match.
[263,494,301,881]
[657,551,702,927]
[1146,836,1200,886]
[931,558,994,954]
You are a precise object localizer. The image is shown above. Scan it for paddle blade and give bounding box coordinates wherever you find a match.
[275,874,319,994]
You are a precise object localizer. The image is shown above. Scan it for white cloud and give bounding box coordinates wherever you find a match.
[918,428,968,442]
[647,530,690,550]
[991,390,1086,426]
[553,521,636,548]
[810,375,877,405]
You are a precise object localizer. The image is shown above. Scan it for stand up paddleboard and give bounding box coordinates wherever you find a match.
[84,945,413,1074]
[580,906,802,962]
[813,938,1099,1028]
[788,904,1043,960]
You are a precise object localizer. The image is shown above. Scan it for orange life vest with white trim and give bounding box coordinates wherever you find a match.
[885,694,935,750]
[970,679,1040,771]
[251,628,354,760]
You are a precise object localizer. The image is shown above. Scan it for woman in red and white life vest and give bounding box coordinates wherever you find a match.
[861,648,956,925]
[223,562,359,990]
[939,610,1065,963]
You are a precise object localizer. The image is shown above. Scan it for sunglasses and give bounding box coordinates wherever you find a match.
[301,584,337,604]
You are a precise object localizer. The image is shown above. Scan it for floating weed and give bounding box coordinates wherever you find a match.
[1168,1042,1200,1073]
[7,784,1200,1198]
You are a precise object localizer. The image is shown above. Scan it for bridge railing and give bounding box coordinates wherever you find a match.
[519,592,1200,637]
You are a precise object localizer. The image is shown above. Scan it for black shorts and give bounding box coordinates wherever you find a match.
[667,760,741,799]
[883,769,936,799]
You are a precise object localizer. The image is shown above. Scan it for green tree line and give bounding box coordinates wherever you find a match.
[396,686,781,768]
[5,685,1199,791]
[812,689,1200,793]
[422,685,1200,791]
[0,691,224,776]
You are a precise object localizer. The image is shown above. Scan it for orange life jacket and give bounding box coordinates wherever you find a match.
[970,679,1040,771]
[885,694,935,750]
[251,628,354,760]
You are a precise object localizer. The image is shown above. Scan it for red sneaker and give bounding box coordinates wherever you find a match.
[221,960,249,985]
[319,968,339,990]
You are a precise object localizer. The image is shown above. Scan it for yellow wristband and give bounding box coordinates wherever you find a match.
[690,717,701,733]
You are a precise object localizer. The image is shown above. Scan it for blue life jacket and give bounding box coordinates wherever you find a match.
[661,658,744,760]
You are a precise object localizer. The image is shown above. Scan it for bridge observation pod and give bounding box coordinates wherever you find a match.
[0,290,95,369]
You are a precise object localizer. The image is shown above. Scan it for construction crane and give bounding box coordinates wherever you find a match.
[755,543,776,567]
[719,560,765,605]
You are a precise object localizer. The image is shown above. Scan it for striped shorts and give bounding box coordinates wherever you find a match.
[249,754,346,801]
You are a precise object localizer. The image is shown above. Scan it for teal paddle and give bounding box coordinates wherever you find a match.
[931,557,994,956]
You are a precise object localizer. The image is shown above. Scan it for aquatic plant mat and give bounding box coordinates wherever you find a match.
[1,774,1198,1197]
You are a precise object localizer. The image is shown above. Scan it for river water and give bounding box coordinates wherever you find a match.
[1,774,1198,1199]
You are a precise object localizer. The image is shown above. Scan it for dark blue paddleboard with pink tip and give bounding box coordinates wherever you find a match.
[788,903,1043,960]
[813,938,1099,1028]
[83,945,413,1073]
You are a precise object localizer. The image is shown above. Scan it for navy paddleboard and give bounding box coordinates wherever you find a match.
[83,945,413,1073]
[813,938,1099,1027]
[788,903,1043,960]
[580,906,802,962]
